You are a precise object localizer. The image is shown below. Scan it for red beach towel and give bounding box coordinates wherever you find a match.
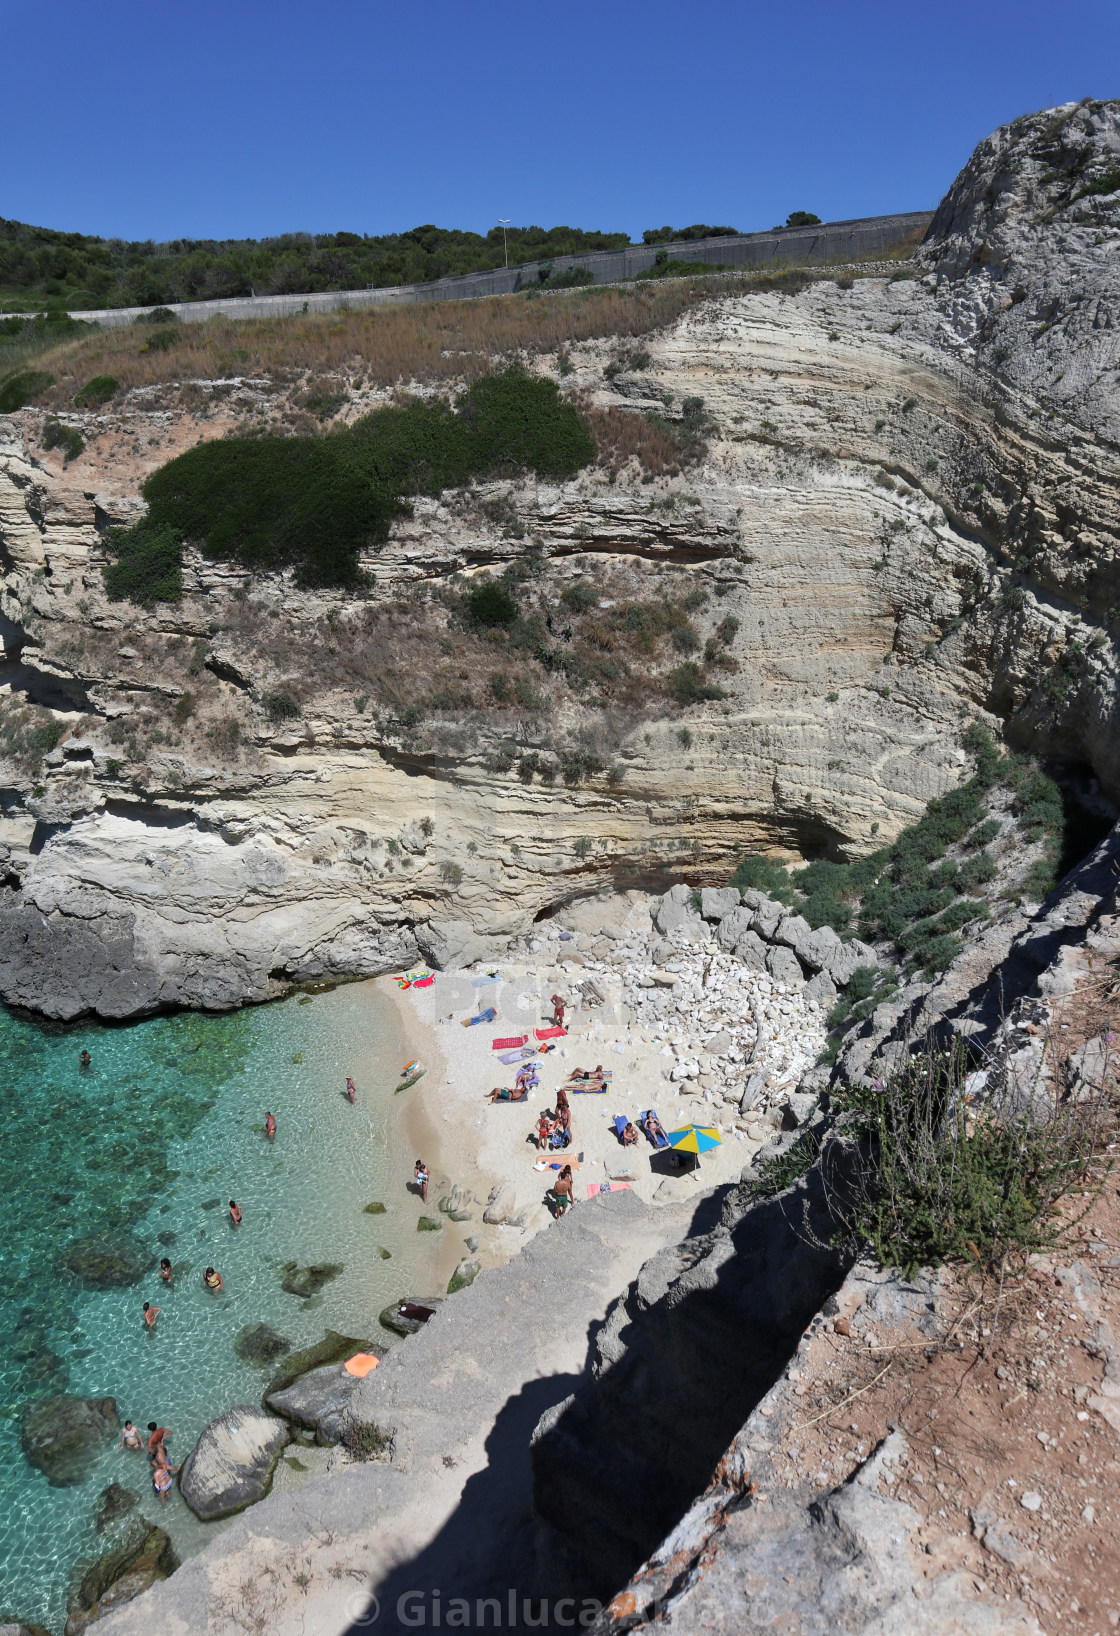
[492,1035,528,1050]
[586,1181,633,1199]
[412,975,434,988]
[535,1026,567,1041]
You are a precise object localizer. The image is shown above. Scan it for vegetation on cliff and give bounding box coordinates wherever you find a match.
[105,369,594,595]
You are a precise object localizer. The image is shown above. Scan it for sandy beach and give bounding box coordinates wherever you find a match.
[378,891,788,1281]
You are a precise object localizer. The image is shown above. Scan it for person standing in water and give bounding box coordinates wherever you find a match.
[79,1050,91,1070]
[229,1200,242,1228]
[146,1423,171,1459]
[345,1077,356,1104]
[142,1302,161,1330]
[119,1420,143,1452]
[414,1159,429,1204]
[159,1258,173,1288]
[203,1267,224,1293]
[264,1111,276,1140]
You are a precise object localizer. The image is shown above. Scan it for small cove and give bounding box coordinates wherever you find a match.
[0,979,456,1632]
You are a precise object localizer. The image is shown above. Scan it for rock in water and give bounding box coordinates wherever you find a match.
[179,1406,290,1520]
[234,1323,292,1366]
[279,1261,343,1298]
[66,1518,175,1634]
[379,1296,443,1337]
[62,1237,154,1287]
[265,1362,369,1445]
[447,1257,480,1294]
[263,1331,372,1398]
[94,1480,138,1533]
[417,1215,442,1232]
[363,1200,387,1214]
[21,1395,119,1486]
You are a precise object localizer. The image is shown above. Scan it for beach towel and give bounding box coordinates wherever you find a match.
[412,975,434,989]
[492,1034,528,1051]
[569,1082,608,1094]
[344,1353,379,1378]
[535,1026,567,1041]
[565,1069,613,1083]
[641,1109,670,1150]
[472,973,500,987]
[463,1007,497,1027]
[586,1181,633,1199]
[496,1047,535,1065]
[489,1086,527,1103]
[396,967,433,988]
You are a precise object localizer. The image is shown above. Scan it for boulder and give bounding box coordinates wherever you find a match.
[652,885,703,938]
[483,1183,518,1224]
[363,1201,387,1214]
[21,1395,119,1486]
[733,930,768,972]
[264,1331,372,1398]
[279,1261,343,1298]
[66,1518,175,1636]
[774,914,811,949]
[766,946,804,985]
[715,906,754,951]
[700,886,740,921]
[447,1257,481,1294]
[62,1237,154,1287]
[705,1030,732,1054]
[794,924,842,972]
[179,1406,290,1521]
[379,1296,444,1337]
[415,916,488,970]
[0,1623,51,1636]
[266,1363,367,1446]
[234,1323,292,1366]
[826,939,879,986]
[749,897,785,939]
[804,969,838,1007]
[93,1481,138,1533]
[438,1184,474,1217]
[781,1092,819,1128]
[417,1215,442,1232]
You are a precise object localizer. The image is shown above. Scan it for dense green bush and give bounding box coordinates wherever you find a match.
[560,580,598,613]
[74,374,118,407]
[104,369,594,596]
[467,580,518,627]
[43,417,83,462]
[669,662,726,705]
[0,368,53,412]
[265,691,301,721]
[103,524,183,605]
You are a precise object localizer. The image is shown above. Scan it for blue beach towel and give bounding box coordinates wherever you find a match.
[613,1114,628,1142]
[463,1006,497,1027]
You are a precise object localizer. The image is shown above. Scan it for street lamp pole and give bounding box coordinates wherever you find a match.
[498,218,510,269]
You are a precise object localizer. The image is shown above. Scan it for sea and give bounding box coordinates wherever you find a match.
[0,980,450,1633]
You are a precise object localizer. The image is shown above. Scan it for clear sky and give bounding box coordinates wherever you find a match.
[4,0,1117,244]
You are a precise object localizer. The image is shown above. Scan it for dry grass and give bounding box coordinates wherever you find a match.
[580,400,699,477]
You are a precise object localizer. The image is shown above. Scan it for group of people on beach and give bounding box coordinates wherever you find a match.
[536,1086,572,1151]
[119,1418,179,1503]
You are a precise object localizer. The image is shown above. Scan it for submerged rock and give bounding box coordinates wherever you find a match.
[447,1257,481,1294]
[62,1237,154,1287]
[66,1517,175,1634]
[21,1394,119,1486]
[363,1200,387,1214]
[263,1330,371,1398]
[417,1215,442,1232]
[179,1406,290,1521]
[93,1480,138,1533]
[234,1323,292,1366]
[279,1261,343,1298]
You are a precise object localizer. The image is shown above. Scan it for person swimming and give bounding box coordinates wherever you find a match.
[203,1267,224,1293]
[159,1257,173,1286]
[142,1301,160,1330]
[264,1111,276,1140]
[229,1200,242,1227]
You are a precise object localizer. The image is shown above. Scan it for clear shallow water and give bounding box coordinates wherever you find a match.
[0,982,453,1632]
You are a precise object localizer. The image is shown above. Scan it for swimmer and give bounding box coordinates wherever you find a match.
[229,1200,242,1227]
[345,1076,356,1104]
[413,1159,429,1204]
[152,1461,178,1503]
[119,1419,143,1452]
[203,1266,224,1293]
[142,1301,161,1330]
[159,1257,173,1287]
[79,1050,91,1069]
[264,1111,276,1140]
[146,1423,171,1458]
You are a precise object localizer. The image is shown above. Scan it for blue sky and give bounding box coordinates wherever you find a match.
[4,0,1117,243]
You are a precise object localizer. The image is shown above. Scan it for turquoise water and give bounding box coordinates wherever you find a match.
[0,982,455,1633]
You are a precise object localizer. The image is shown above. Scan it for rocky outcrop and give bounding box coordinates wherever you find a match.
[265,1364,366,1446]
[66,1520,176,1636]
[262,1330,371,1398]
[178,1407,290,1521]
[62,1237,154,1287]
[20,1395,119,1486]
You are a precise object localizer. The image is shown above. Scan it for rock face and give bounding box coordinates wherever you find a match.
[20,1394,119,1486]
[178,1406,290,1521]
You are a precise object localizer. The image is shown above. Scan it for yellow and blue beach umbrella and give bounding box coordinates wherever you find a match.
[666,1123,722,1157]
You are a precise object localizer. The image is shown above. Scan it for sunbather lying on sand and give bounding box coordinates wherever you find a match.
[486,1086,527,1103]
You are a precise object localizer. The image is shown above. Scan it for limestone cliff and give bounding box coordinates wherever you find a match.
[2,103,1120,1018]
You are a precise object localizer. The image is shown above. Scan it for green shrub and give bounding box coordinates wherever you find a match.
[751,1128,821,1198]
[103,524,183,606]
[140,327,179,353]
[137,306,178,324]
[265,691,301,721]
[105,368,594,592]
[0,369,54,412]
[540,265,594,288]
[43,418,84,462]
[560,580,598,613]
[468,580,518,627]
[669,662,725,705]
[74,375,119,407]
[670,624,701,653]
[965,817,1000,850]
[729,854,796,903]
